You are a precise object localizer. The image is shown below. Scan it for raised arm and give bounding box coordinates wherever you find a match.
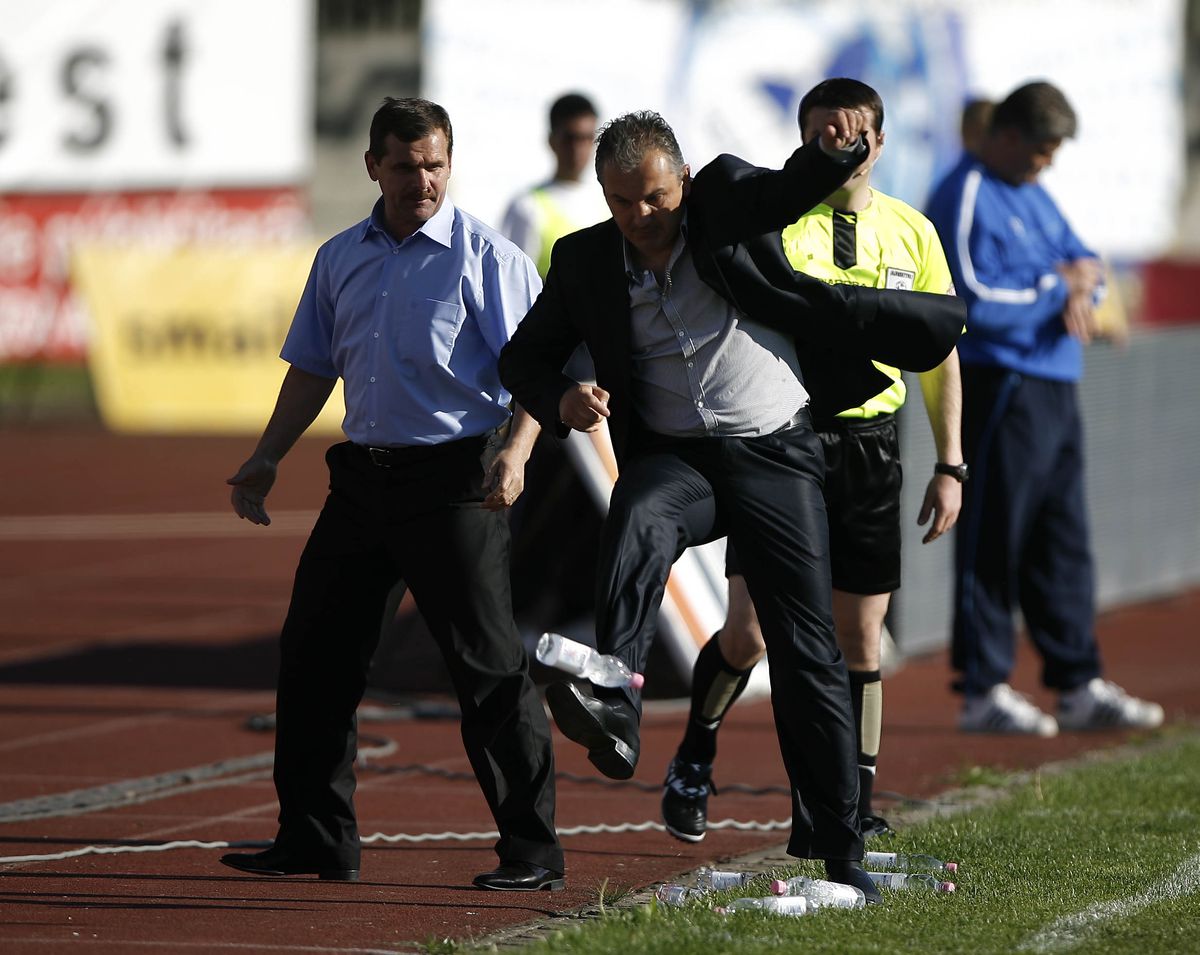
[696,107,870,243]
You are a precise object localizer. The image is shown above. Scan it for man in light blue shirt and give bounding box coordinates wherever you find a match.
[222,97,564,892]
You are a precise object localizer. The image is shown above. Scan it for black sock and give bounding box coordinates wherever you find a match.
[848,669,882,817]
[676,634,753,765]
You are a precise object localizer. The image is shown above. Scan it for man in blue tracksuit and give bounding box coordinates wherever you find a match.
[926,81,1162,736]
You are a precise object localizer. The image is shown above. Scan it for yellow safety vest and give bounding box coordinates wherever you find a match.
[530,188,580,279]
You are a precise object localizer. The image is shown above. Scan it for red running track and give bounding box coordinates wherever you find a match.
[0,430,1195,953]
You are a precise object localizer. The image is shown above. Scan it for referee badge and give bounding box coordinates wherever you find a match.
[884,267,916,290]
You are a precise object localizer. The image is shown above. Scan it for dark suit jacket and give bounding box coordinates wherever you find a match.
[499,139,966,463]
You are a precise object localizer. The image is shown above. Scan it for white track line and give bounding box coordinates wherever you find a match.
[0,510,317,540]
[1020,849,1200,952]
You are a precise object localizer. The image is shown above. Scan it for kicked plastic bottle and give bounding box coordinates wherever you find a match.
[865,851,958,874]
[536,632,645,689]
[867,871,955,893]
[717,895,809,917]
[768,875,866,909]
[655,883,709,906]
[696,867,757,891]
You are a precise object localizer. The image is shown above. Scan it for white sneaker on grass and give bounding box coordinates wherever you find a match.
[959,683,1059,737]
[1058,678,1164,731]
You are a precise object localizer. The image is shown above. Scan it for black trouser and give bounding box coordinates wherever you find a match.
[595,416,863,861]
[952,366,1102,696]
[272,435,563,874]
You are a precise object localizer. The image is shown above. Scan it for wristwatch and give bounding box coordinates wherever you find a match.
[934,462,969,483]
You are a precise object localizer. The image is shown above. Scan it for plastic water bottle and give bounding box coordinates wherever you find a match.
[768,875,866,909]
[696,867,757,891]
[867,871,955,893]
[655,884,709,906]
[717,895,809,917]
[536,632,645,689]
[865,851,958,874]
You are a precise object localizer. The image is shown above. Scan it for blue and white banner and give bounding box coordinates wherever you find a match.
[425,0,1182,259]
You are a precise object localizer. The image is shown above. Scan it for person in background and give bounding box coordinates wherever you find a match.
[501,92,610,279]
[926,81,1163,736]
[220,97,564,892]
[960,97,994,156]
[659,78,963,845]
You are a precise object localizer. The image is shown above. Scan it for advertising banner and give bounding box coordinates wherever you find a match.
[73,243,345,435]
[0,0,313,362]
[0,189,308,362]
[425,0,1183,260]
[0,0,311,191]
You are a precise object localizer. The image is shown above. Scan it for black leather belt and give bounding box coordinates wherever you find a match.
[355,429,494,469]
[773,407,811,434]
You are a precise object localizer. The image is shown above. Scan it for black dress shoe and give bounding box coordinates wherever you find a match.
[472,862,565,892]
[545,682,639,780]
[824,859,882,904]
[859,812,895,840]
[220,845,359,882]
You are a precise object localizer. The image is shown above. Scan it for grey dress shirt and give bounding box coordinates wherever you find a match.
[625,222,809,438]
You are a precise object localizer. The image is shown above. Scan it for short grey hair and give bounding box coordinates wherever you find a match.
[594,111,686,182]
[992,81,1077,142]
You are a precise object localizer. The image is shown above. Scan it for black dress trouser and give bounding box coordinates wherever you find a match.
[271,434,563,874]
[595,414,864,861]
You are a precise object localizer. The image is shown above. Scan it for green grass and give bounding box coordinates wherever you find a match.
[518,730,1200,955]
[0,362,98,425]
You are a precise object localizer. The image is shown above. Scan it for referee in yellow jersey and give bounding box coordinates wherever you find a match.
[661,78,965,843]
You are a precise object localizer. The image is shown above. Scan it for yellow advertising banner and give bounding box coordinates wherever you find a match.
[74,243,346,434]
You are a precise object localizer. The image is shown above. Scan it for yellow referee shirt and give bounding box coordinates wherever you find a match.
[781,189,954,418]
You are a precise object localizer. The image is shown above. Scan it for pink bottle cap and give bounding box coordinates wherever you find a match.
[629,672,645,690]
[769,879,787,895]
[945,862,958,873]
[939,881,956,893]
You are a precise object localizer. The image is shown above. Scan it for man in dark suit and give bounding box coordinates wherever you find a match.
[499,110,963,899]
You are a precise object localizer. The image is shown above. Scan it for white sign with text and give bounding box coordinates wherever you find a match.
[0,0,313,190]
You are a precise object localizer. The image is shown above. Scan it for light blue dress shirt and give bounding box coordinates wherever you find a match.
[282,197,541,446]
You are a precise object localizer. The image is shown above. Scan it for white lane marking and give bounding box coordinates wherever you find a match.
[1020,849,1200,952]
[0,510,317,540]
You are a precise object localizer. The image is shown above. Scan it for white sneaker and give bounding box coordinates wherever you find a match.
[1058,678,1165,731]
[959,683,1059,737]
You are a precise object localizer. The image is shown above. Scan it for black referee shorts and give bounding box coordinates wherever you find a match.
[726,413,902,595]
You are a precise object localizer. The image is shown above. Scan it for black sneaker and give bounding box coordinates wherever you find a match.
[661,757,716,843]
[859,813,895,839]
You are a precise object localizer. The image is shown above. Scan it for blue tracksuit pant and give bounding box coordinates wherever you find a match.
[952,365,1103,696]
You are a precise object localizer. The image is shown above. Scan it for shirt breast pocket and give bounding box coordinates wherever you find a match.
[419,298,466,368]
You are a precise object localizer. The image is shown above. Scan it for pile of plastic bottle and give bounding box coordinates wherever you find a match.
[655,852,958,918]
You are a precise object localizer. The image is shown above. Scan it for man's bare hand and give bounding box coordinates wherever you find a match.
[1056,258,1103,296]
[818,107,870,154]
[558,384,611,432]
[1063,292,1099,344]
[227,455,277,526]
[481,447,526,511]
[917,474,963,544]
